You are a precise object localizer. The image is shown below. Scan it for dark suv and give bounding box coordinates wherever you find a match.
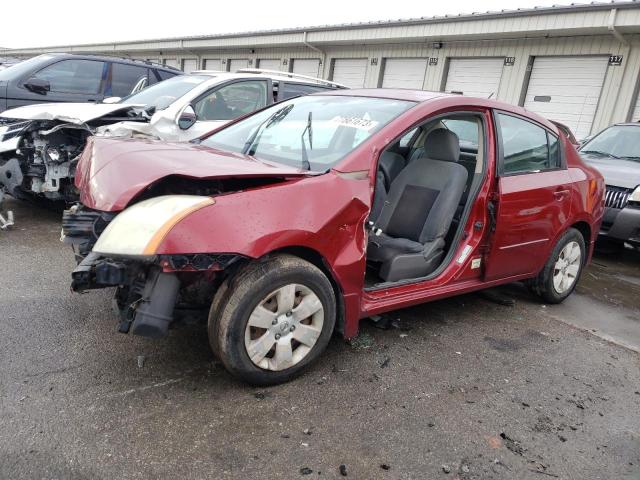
[0,53,180,112]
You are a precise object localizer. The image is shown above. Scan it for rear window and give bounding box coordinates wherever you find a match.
[279,82,330,101]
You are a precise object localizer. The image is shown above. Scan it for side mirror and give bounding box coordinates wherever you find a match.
[23,77,50,95]
[102,96,122,104]
[177,105,197,130]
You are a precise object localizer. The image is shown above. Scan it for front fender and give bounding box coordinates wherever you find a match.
[156,171,371,298]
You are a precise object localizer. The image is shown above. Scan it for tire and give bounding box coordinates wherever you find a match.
[208,254,336,385]
[529,228,586,304]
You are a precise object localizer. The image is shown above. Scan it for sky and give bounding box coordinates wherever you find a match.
[1,0,577,49]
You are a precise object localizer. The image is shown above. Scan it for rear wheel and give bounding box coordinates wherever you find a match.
[208,254,336,385]
[529,228,585,304]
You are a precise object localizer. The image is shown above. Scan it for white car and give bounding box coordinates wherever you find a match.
[0,69,344,215]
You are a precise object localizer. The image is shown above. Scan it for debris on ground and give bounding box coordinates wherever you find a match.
[254,392,266,400]
[300,467,313,475]
[499,432,525,456]
[442,464,452,473]
[137,355,145,368]
[367,315,412,331]
[479,289,517,306]
[339,464,348,476]
[380,464,391,470]
[379,356,390,368]
[303,428,312,435]
[349,332,374,349]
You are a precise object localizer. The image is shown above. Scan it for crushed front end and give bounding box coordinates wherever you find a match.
[61,204,116,261]
[72,252,244,338]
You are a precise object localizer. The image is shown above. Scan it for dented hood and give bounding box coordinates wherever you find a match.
[76,136,310,212]
[0,102,142,124]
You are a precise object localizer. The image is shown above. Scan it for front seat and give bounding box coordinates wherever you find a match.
[370,151,406,221]
[367,129,468,282]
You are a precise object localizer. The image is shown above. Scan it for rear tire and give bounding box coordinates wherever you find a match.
[208,254,336,385]
[529,228,585,304]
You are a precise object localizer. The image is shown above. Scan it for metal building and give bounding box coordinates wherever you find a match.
[3,1,640,138]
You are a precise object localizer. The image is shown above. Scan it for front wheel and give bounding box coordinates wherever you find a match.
[209,254,336,385]
[529,228,585,304]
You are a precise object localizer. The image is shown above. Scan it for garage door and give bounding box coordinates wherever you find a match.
[630,86,640,121]
[203,58,222,71]
[229,59,249,72]
[182,59,198,73]
[332,59,368,88]
[382,58,428,89]
[164,59,180,69]
[524,56,608,140]
[259,59,282,71]
[445,58,504,99]
[293,59,321,78]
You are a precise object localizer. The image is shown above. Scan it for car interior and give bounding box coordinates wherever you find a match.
[365,113,485,287]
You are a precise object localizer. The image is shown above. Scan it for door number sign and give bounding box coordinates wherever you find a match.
[609,55,623,66]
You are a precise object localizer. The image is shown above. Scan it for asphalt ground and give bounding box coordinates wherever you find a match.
[1,197,639,480]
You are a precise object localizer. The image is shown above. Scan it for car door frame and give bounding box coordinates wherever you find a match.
[360,106,496,315]
[482,108,572,281]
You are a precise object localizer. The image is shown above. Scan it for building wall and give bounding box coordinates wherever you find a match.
[125,33,640,135]
[3,4,640,136]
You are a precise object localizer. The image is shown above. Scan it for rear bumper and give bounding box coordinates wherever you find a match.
[599,205,640,245]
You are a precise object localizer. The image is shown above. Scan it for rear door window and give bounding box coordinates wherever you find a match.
[497,113,560,174]
[31,59,106,94]
[110,63,150,97]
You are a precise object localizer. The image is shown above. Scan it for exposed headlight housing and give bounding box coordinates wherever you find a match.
[93,195,214,256]
[629,186,640,204]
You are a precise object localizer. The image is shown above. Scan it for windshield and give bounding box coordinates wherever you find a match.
[580,125,640,161]
[0,54,58,81]
[120,74,210,110]
[201,95,415,172]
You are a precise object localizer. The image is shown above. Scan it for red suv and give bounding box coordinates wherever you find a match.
[65,90,604,385]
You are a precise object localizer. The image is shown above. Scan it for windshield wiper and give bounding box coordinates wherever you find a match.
[581,150,619,159]
[299,111,313,171]
[618,155,640,161]
[242,104,293,156]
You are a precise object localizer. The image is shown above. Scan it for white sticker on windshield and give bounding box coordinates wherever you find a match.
[330,116,379,131]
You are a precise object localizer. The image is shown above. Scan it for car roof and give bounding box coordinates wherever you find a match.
[187,70,344,88]
[32,52,179,72]
[316,88,558,131]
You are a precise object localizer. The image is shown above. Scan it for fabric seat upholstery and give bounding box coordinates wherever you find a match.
[368,129,468,282]
[370,151,406,222]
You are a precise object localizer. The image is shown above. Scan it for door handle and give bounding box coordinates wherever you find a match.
[554,189,570,200]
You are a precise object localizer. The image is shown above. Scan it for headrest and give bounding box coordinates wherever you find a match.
[424,128,460,162]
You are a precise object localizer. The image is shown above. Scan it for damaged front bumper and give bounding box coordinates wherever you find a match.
[72,252,243,338]
[61,204,116,261]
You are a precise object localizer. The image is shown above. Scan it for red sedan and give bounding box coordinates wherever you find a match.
[65,89,605,385]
